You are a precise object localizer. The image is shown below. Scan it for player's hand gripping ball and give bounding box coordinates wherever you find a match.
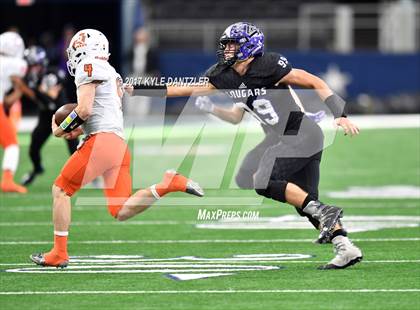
[54,103,78,125]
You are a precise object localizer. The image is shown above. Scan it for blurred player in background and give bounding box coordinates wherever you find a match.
[0,31,27,194]
[128,22,363,270]
[16,46,79,186]
[30,29,204,268]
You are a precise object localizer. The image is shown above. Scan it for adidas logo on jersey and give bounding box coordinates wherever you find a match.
[239,82,247,89]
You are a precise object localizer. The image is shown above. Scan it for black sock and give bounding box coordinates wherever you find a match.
[331,229,347,239]
[302,194,318,209]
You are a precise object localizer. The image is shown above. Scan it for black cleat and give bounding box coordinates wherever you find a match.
[315,205,343,244]
[30,253,68,268]
[21,169,44,186]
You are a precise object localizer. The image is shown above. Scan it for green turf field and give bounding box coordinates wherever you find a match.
[0,126,419,309]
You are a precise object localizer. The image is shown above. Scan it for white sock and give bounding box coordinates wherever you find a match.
[54,231,69,237]
[2,144,19,172]
[149,184,161,199]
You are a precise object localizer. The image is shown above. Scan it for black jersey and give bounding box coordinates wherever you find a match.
[25,67,67,112]
[206,52,306,135]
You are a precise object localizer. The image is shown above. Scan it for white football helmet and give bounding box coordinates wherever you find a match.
[0,31,25,58]
[66,29,110,76]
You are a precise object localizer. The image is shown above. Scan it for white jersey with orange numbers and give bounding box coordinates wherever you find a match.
[0,55,27,104]
[75,57,124,138]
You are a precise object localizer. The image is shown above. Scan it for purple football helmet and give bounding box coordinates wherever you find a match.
[217,22,264,66]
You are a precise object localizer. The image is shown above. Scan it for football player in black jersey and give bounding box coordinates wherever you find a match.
[17,46,79,186]
[127,22,362,269]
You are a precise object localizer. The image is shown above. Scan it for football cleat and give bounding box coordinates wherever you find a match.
[314,205,343,244]
[186,179,204,197]
[21,169,44,186]
[1,181,27,194]
[318,236,363,270]
[30,253,69,268]
[162,169,204,197]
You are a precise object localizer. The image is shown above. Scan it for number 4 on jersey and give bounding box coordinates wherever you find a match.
[84,64,93,77]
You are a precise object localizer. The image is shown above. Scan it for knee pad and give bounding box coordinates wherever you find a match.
[254,180,288,202]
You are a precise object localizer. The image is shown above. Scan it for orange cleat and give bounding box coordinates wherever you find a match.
[1,170,27,194]
[1,180,27,193]
[30,251,69,268]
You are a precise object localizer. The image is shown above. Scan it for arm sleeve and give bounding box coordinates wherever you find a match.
[75,58,110,88]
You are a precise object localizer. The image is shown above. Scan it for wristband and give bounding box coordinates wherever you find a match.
[133,84,168,97]
[324,94,347,118]
[60,110,85,133]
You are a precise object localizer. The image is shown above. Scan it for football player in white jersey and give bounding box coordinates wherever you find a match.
[0,31,27,193]
[30,29,204,268]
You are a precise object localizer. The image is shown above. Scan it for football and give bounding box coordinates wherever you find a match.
[54,103,77,125]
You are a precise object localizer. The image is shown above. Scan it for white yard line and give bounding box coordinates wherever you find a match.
[0,220,197,226]
[1,260,420,267]
[0,289,419,295]
[0,237,418,245]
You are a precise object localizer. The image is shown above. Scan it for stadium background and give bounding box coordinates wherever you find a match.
[0,0,419,309]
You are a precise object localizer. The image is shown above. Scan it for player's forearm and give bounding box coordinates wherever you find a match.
[297,70,333,100]
[75,101,92,120]
[167,84,215,97]
[280,69,333,101]
[75,84,96,119]
[311,77,333,101]
[212,106,242,124]
[126,82,216,98]
[3,89,22,107]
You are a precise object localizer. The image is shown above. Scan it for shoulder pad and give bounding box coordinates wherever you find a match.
[75,57,110,87]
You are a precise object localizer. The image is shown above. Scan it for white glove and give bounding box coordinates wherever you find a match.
[195,96,215,113]
[305,110,326,123]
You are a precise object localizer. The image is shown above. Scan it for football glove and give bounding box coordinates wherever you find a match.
[195,96,215,113]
